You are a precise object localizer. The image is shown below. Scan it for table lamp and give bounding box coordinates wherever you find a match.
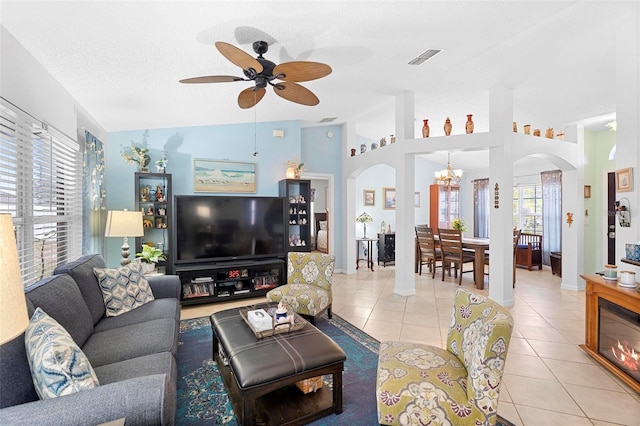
[356,212,374,238]
[105,210,144,266]
[0,213,29,344]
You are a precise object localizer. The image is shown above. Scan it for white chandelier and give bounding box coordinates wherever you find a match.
[434,153,463,185]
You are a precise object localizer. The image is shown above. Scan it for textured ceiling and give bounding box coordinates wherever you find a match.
[0,1,629,157]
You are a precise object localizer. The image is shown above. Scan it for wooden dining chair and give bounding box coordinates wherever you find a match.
[438,228,475,285]
[485,228,521,287]
[415,225,440,278]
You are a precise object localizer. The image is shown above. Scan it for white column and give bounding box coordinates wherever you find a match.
[614,9,640,261]
[394,92,417,296]
[343,121,358,274]
[561,125,585,291]
[488,84,515,307]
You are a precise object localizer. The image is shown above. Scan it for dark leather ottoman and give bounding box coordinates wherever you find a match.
[210,307,346,425]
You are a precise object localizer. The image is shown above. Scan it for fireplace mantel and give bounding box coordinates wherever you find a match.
[580,274,640,393]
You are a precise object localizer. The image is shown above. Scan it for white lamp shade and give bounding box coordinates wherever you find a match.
[104,210,144,237]
[0,214,29,344]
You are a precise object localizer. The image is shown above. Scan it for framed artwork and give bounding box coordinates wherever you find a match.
[583,185,591,198]
[383,187,396,210]
[616,168,633,192]
[363,189,375,206]
[414,192,421,207]
[193,159,256,193]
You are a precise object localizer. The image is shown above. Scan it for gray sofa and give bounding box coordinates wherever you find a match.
[0,254,181,425]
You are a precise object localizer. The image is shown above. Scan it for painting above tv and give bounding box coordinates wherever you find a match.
[173,195,286,264]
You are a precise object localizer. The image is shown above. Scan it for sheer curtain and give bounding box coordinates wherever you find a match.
[541,170,562,265]
[473,178,490,238]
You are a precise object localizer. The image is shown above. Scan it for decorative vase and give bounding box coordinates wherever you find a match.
[294,169,301,179]
[360,143,367,154]
[380,137,386,147]
[545,128,554,139]
[513,122,518,133]
[465,114,474,134]
[371,142,378,150]
[523,124,531,135]
[444,117,452,136]
[390,134,396,144]
[350,148,356,157]
[533,129,541,137]
[422,119,430,138]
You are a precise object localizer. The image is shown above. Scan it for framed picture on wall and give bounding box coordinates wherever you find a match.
[383,187,396,210]
[193,159,256,193]
[616,167,633,192]
[414,192,421,207]
[363,189,375,206]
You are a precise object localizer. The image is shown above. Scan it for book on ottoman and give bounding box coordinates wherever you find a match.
[247,309,273,332]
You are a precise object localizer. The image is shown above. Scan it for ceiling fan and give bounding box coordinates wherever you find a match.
[180,41,332,109]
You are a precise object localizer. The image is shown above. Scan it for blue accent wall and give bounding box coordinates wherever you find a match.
[105,120,345,269]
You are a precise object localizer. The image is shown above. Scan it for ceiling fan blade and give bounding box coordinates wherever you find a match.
[273,61,332,82]
[215,41,263,73]
[238,87,266,109]
[273,82,319,106]
[179,75,245,84]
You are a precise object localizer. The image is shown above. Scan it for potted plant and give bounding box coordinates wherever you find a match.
[452,218,467,232]
[135,244,166,274]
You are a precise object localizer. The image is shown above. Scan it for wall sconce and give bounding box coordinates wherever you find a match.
[615,198,631,227]
[494,183,500,208]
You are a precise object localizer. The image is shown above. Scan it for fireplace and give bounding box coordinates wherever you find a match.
[598,298,640,384]
[581,274,640,393]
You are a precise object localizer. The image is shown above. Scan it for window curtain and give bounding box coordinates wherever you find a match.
[541,170,562,265]
[473,178,490,238]
[83,130,106,255]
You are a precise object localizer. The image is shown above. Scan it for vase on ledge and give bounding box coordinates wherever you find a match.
[465,114,474,134]
[422,119,430,138]
[444,117,452,136]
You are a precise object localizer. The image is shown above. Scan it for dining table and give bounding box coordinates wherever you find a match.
[416,236,490,290]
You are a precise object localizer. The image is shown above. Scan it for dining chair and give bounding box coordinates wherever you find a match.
[485,228,521,287]
[437,228,474,285]
[415,225,440,278]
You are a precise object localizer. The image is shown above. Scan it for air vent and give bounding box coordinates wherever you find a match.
[319,117,337,123]
[408,49,443,65]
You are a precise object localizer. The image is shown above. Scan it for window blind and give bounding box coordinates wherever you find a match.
[0,98,82,287]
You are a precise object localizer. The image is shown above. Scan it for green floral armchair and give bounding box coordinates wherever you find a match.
[266,252,335,324]
[376,289,513,425]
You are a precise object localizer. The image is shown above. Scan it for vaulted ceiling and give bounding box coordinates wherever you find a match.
[0,1,628,149]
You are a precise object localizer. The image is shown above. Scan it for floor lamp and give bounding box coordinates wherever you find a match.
[0,213,29,345]
[105,210,144,266]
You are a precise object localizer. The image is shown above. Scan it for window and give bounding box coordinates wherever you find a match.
[513,184,543,234]
[0,98,82,287]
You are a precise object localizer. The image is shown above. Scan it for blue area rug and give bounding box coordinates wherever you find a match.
[176,314,515,425]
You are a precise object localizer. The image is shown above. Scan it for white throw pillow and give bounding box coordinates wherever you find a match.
[93,262,155,317]
[25,308,99,399]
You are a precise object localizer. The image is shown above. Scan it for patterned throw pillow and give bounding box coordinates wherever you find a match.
[25,308,99,399]
[93,262,155,317]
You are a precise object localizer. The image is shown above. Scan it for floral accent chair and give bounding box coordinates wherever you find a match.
[266,252,335,324]
[376,289,513,425]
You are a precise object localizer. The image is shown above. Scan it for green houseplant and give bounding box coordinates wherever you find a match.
[452,218,467,232]
[136,244,166,273]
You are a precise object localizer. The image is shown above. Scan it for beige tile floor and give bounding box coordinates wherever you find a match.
[181,264,640,425]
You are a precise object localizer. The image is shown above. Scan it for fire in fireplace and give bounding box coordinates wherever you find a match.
[598,298,640,384]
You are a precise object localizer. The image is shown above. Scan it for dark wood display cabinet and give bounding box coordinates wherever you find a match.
[135,172,172,274]
[378,232,395,266]
[176,259,285,306]
[279,179,311,252]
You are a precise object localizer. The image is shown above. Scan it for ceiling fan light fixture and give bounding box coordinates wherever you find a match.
[408,49,443,65]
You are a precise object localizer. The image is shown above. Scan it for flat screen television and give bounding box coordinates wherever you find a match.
[173,195,286,264]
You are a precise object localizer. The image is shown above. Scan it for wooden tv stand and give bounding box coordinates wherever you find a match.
[579,274,640,393]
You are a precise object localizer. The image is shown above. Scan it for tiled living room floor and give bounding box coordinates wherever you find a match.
[181,265,640,425]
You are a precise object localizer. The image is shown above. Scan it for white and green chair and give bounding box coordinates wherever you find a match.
[376,288,513,426]
[266,252,335,324]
